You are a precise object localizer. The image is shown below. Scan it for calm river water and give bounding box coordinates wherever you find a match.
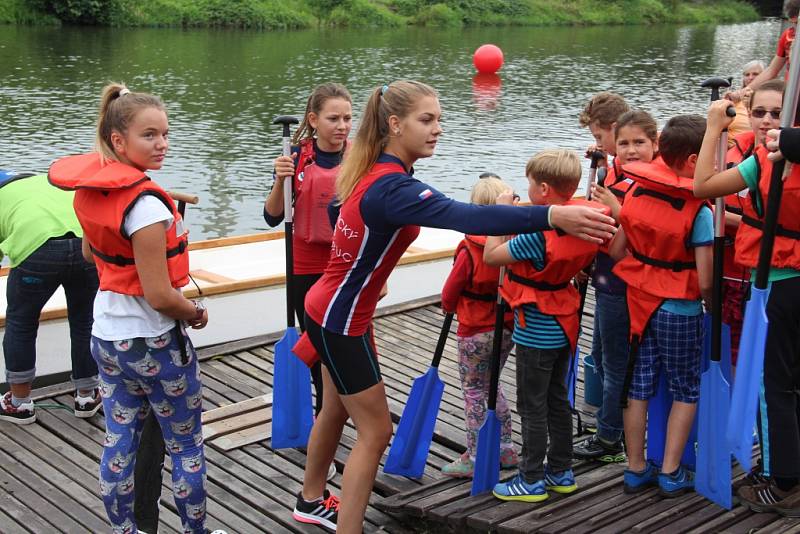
[0,21,783,239]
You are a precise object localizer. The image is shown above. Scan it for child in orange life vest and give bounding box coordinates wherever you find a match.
[484,149,606,502]
[696,99,800,515]
[609,115,713,497]
[724,78,785,369]
[575,110,659,463]
[264,83,352,424]
[440,174,518,478]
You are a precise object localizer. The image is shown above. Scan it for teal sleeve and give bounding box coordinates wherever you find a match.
[737,155,758,190]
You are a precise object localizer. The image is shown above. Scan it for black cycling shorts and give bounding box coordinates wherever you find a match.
[304,313,381,395]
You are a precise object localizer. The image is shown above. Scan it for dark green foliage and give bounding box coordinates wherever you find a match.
[27,0,121,24]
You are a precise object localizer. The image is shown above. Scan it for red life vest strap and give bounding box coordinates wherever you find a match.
[90,240,188,266]
[460,289,497,302]
[741,214,800,240]
[507,270,570,291]
[630,249,696,272]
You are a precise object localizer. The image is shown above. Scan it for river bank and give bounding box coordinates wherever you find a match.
[1,0,760,29]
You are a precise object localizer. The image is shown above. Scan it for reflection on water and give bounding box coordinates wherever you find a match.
[0,20,782,239]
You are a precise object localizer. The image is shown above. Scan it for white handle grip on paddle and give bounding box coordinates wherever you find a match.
[282,137,293,224]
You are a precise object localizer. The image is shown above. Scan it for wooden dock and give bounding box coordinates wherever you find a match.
[1,294,798,533]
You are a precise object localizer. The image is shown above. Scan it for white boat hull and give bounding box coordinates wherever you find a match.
[0,227,461,382]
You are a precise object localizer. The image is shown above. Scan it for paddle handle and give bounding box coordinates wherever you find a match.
[487,266,506,411]
[273,115,300,327]
[586,151,604,201]
[430,313,454,368]
[755,19,800,290]
[711,130,728,363]
[704,76,735,363]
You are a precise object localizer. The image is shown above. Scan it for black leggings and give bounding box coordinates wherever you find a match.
[304,313,381,396]
[293,273,324,414]
[760,276,800,483]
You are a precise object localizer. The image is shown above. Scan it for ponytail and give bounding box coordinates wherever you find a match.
[95,82,165,163]
[336,80,437,203]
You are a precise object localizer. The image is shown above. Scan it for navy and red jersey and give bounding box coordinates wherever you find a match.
[304,154,552,336]
[263,141,343,274]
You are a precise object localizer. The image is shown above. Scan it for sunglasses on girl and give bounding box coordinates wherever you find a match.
[751,108,781,120]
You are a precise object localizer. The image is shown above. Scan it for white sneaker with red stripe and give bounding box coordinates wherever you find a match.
[292,489,339,531]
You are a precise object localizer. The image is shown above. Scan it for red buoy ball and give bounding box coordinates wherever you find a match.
[473,44,504,74]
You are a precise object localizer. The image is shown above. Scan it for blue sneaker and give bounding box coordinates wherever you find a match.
[658,465,694,498]
[492,474,549,502]
[623,460,659,494]
[544,467,578,494]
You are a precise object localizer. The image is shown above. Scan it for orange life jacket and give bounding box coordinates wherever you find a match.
[293,138,345,246]
[48,153,189,296]
[735,145,800,271]
[499,199,605,352]
[604,158,636,200]
[454,235,505,330]
[598,158,635,255]
[613,158,707,344]
[720,131,756,282]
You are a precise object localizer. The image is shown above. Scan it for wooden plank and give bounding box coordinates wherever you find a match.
[466,462,624,531]
[213,421,271,451]
[0,465,70,533]
[202,407,270,441]
[0,432,110,532]
[189,269,236,284]
[201,393,272,425]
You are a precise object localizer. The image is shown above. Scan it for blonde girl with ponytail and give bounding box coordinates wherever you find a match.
[294,80,617,533]
[49,83,226,534]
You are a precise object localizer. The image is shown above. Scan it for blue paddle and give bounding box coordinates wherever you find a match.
[727,28,800,471]
[271,115,314,450]
[472,266,507,496]
[384,313,454,478]
[696,77,735,509]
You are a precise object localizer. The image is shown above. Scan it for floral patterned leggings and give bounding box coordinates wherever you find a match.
[457,329,515,458]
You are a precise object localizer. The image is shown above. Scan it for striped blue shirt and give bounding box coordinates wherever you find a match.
[507,232,569,349]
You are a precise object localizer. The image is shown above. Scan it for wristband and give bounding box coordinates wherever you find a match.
[191,299,206,322]
[547,205,554,228]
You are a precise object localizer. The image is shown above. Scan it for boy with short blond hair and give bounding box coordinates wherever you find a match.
[484,149,606,502]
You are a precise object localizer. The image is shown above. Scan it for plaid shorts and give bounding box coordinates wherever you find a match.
[629,308,704,403]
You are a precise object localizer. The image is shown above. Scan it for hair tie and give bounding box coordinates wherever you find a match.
[119,87,131,97]
[381,84,389,95]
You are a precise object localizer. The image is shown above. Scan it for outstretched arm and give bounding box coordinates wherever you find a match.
[374,175,615,243]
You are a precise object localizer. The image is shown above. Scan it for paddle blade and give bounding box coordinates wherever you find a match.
[566,347,578,408]
[384,368,444,478]
[727,286,770,471]
[696,361,733,509]
[272,327,314,449]
[471,410,501,495]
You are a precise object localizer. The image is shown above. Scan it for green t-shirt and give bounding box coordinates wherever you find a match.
[0,174,83,267]
[737,156,800,282]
